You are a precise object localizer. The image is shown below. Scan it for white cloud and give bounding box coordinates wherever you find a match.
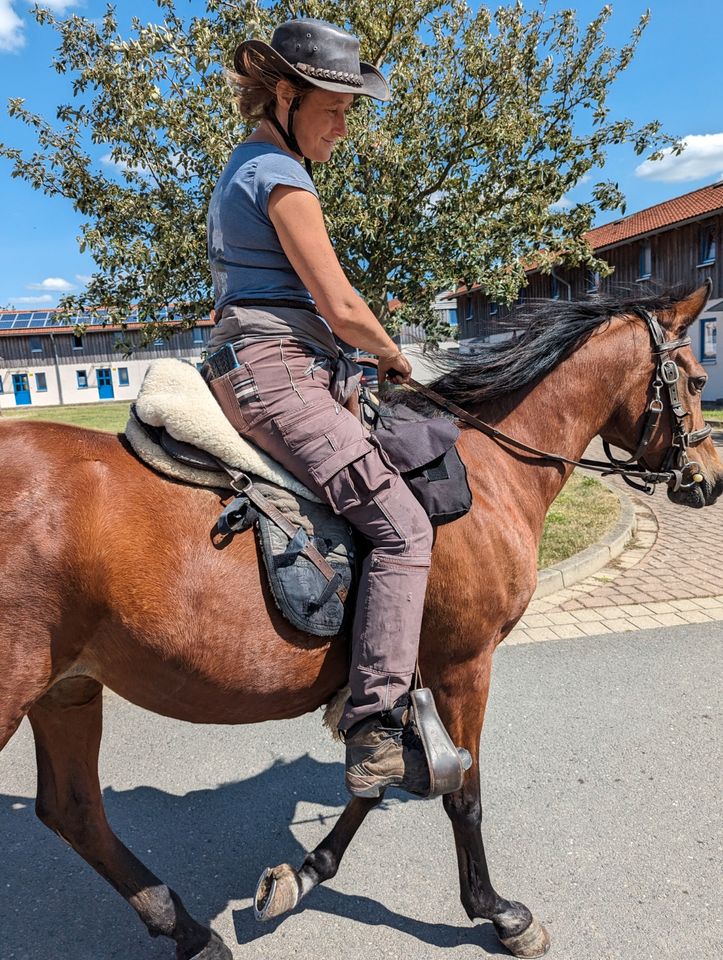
[27,276,75,291]
[1,2,80,56]
[635,133,723,183]
[75,273,93,284]
[549,194,574,212]
[37,0,78,11]
[11,294,54,304]
[0,1,25,52]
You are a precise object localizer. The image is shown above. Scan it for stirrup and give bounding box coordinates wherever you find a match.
[410,687,472,798]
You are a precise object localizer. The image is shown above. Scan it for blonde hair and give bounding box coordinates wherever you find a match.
[227,47,312,121]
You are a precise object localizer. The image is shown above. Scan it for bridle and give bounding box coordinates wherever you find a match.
[390,307,711,496]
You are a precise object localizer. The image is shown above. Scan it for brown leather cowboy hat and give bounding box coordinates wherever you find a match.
[234,18,390,102]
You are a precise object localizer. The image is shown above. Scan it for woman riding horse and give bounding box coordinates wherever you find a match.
[205,19,433,799]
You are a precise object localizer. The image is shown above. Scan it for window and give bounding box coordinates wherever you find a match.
[701,319,717,363]
[153,336,165,347]
[586,269,600,294]
[118,367,129,386]
[517,287,527,305]
[192,326,204,344]
[550,275,560,300]
[76,369,88,389]
[30,336,43,354]
[35,372,47,391]
[699,227,717,266]
[72,334,83,351]
[489,301,498,316]
[638,241,652,279]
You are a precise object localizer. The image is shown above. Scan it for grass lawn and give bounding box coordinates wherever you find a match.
[1,400,130,433]
[538,471,620,570]
[702,406,723,422]
[3,401,619,570]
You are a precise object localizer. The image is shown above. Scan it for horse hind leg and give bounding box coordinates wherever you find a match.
[254,795,383,921]
[28,677,232,960]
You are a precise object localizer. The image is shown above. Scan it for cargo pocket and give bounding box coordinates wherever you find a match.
[210,363,265,434]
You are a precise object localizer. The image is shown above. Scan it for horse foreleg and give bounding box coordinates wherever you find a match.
[28,678,232,960]
[254,795,383,921]
[437,664,551,959]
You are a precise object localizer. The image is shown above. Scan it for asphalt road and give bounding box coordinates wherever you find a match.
[1,623,720,960]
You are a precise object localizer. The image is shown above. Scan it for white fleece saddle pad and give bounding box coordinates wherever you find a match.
[124,358,320,501]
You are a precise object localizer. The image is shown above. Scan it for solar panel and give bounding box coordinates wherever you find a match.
[13,318,31,327]
[0,319,13,329]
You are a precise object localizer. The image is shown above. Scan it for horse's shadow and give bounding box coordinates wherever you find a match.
[1,752,504,958]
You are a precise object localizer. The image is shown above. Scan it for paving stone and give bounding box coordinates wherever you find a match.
[525,627,557,642]
[549,624,583,639]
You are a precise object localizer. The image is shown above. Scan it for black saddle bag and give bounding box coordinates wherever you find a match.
[371,403,472,526]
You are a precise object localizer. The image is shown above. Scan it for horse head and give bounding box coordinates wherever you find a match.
[600,281,723,508]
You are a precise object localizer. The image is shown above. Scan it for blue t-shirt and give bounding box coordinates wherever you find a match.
[207,143,319,313]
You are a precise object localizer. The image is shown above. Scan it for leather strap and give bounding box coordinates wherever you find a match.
[226,469,348,603]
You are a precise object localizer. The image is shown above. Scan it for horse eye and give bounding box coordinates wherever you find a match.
[690,376,707,394]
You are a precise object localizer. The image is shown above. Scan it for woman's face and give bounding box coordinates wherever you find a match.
[278,85,354,162]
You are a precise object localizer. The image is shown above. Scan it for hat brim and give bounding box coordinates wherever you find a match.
[234,39,390,102]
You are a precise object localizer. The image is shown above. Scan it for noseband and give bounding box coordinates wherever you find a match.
[398,307,711,496]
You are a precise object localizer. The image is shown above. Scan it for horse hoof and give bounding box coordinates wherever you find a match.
[254,863,302,921]
[185,930,233,960]
[499,917,551,958]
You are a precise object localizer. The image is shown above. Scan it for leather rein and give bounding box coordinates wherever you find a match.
[385,307,711,496]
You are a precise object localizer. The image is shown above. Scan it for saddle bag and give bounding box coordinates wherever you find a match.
[371,403,472,526]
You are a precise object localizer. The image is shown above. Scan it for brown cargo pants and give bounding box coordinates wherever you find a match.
[211,338,433,731]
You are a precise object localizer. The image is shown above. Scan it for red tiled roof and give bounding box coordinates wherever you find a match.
[444,181,723,301]
[585,180,723,249]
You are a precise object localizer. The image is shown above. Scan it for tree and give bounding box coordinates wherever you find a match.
[1,0,677,337]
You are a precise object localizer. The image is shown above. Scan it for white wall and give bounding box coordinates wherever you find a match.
[690,299,722,402]
[0,356,204,410]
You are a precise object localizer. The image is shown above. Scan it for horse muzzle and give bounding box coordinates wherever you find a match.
[667,470,723,508]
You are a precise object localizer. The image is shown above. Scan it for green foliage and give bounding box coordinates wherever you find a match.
[1,1,677,338]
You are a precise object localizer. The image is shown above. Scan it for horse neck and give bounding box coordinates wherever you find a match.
[466,321,631,515]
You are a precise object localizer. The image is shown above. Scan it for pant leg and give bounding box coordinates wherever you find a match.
[215,339,434,729]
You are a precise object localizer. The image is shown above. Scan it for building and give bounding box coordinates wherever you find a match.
[0,309,213,409]
[450,180,723,399]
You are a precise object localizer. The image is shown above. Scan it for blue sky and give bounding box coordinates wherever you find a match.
[1,0,722,309]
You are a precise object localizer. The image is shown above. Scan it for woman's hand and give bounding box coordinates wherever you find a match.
[378,350,413,385]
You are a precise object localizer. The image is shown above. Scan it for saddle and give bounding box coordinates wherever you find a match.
[125,358,471,638]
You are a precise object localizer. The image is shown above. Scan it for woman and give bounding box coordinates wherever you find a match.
[206,19,433,798]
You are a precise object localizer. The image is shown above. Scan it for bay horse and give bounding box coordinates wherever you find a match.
[1,284,720,960]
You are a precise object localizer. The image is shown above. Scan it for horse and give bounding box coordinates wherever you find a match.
[0,283,720,960]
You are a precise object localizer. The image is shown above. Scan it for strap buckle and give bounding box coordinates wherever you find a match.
[660,359,680,385]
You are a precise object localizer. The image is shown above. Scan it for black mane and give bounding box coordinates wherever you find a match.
[427,285,692,407]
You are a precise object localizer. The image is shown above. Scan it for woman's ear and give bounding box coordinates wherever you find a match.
[275,79,296,112]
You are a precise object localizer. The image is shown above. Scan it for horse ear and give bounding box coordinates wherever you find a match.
[668,280,712,332]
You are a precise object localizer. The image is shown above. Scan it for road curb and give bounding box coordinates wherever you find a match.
[533,486,637,600]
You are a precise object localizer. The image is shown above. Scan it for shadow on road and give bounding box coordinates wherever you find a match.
[1,753,502,958]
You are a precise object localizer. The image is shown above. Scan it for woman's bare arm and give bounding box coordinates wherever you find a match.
[268,184,411,382]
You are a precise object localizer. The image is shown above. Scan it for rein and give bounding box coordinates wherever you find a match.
[389,308,711,495]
